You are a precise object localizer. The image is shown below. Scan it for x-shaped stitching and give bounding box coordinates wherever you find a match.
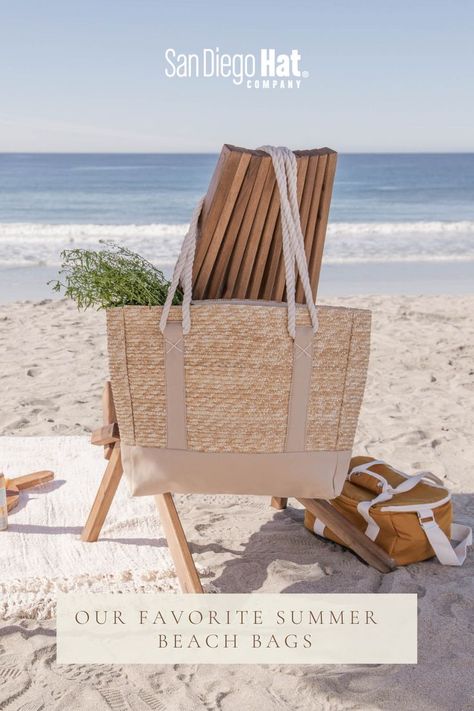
[295,342,311,360]
[165,337,183,354]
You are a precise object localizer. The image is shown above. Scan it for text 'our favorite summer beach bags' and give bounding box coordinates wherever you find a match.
[106,147,371,498]
[305,457,472,566]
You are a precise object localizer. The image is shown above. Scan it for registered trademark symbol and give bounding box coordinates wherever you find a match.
[302,70,309,78]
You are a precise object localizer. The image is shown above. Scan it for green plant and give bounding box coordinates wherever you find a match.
[49,241,181,309]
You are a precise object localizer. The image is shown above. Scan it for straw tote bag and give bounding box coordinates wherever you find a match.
[107,147,372,498]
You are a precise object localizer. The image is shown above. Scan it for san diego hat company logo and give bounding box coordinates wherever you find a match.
[164,48,309,89]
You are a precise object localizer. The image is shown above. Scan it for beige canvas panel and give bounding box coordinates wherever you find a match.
[163,321,187,449]
[285,325,314,451]
[121,444,351,498]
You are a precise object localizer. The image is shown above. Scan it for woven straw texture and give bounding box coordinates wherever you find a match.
[107,303,371,453]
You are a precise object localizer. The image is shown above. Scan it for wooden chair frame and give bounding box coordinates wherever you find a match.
[81,146,396,591]
[82,384,395,593]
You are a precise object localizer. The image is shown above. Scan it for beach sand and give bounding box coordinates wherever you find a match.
[1,296,473,710]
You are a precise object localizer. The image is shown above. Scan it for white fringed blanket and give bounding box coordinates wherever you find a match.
[0,437,179,619]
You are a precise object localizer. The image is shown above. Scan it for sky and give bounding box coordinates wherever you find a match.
[0,0,473,152]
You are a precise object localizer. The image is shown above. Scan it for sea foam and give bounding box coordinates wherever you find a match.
[0,221,473,267]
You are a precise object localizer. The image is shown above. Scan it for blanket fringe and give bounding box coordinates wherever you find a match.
[1,567,215,620]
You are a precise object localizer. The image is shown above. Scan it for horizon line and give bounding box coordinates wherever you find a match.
[1,150,474,156]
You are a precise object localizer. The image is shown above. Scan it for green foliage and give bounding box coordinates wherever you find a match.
[49,241,181,309]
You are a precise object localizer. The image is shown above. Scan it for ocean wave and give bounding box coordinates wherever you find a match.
[327,221,474,236]
[0,222,188,241]
[0,221,473,268]
[3,254,474,269]
[324,254,474,265]
[0,220,473,241]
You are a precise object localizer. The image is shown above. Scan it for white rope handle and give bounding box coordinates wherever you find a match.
[160,146,319,338]
[159,196,205,335]
[258,146,319,337]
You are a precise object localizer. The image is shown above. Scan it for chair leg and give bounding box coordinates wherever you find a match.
[271,497,288,510]
[102,381,117,460]
[155,493,203,594]
[82,444,123,542]
[298,498,396,573]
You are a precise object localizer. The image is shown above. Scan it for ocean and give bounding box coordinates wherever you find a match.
[1,152,473,300]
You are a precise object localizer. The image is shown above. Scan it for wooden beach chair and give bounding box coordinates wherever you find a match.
[82,145,396,592]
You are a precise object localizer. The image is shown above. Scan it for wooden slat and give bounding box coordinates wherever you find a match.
[6,484,19,513]
[155,493,203,593]
[248,178,280,299]
[193,151,252,298]
[269,154,310,301]
[238,157,276,298]
[192,146,241,282]
[298,498,396,573]
[225,155,272,297]
[262,156,309,300]
[11,470,54,490]
[204,154,261,298]
[200,147,229,224]
[307,152,338,301]
[261,191,288,301]
[296,154,327,301]
[91,423,120,446]
[82,444,123,542]
[300,155,319,235]
[291,154,320,301]
[271,497,288,510]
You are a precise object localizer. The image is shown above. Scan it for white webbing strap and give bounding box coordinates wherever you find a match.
[417,511,472,566]
[159,146,319,339]
[312,517,326,537]
[350,459,445,489]
[357,494,392,540]
[351,460,446,541]
[350,460,472,565]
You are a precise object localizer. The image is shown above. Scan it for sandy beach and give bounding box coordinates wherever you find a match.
[1,295,473,710]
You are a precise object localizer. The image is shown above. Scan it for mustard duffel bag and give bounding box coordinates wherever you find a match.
[304,456,472,566]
